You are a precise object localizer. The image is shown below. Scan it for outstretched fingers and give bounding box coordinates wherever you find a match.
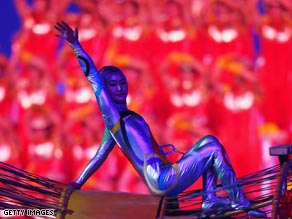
[57,21,68,30]
[54,21,69,39]
[54,21,67,32]
[54,23,62,32]
[54,21,78,43]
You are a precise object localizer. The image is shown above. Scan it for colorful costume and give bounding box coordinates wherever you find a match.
[68,40,250,210]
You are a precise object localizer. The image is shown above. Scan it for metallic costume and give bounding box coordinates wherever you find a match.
[69,40,250,209]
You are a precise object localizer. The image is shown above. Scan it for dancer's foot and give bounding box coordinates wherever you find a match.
[202,196,231,210]
[231,198,251,210]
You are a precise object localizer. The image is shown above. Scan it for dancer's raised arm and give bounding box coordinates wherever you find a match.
[55,21,120,129]
[55,21,102,95]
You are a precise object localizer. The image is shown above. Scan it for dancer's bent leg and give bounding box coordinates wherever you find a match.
[169,135,250,210]
[198,136,251,210]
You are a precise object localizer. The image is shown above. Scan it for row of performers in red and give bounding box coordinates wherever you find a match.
[0,0,291,192]
[0,47,290,193]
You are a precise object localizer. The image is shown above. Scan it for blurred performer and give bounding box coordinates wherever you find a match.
[15,57,56,110]
[0,118,22,168]
[22,105,68,182]
[150,0,197,65]
[12,0,70,82]
[159,53,211,154]
[0,54,19,123]
[256,0,292,144]
[55,21,252,211]
[105,0,151,72]
[210,53,263,175]
[198,0,254,70]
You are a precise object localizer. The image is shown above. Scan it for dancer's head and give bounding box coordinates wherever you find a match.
[100,66,128,104]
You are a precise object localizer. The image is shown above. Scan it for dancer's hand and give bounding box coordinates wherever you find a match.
[59,181,81,214]
[55,21,78,43]
[67,181,82,190]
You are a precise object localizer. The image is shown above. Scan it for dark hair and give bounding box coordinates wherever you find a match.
[100,66,124,79]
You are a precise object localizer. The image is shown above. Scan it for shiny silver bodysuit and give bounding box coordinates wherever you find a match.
[70,41,249,208]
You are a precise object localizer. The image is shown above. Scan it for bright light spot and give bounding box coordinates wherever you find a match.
[0,144,11,161]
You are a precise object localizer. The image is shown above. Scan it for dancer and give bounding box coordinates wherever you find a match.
[55,21,251,211]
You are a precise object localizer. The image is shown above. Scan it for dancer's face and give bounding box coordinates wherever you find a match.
[104,71,128,104]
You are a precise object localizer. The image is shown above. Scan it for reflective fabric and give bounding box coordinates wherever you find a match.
[70,41,247,202]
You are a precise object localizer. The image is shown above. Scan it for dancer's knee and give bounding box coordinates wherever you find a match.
[188,135,221,154]
[200,135,220,146]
